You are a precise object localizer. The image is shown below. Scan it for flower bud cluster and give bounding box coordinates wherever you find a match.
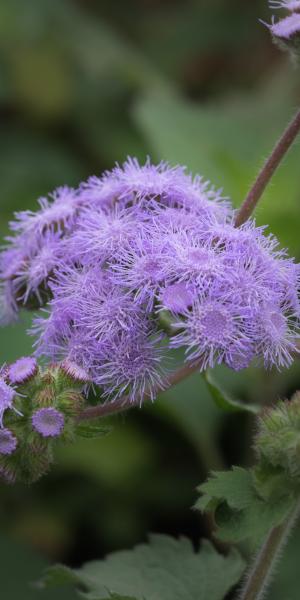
[0,158,299,405]
[0,357,87,484]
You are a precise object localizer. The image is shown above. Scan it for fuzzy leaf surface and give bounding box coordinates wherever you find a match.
[196,467,296,546]
[40,535,245,600]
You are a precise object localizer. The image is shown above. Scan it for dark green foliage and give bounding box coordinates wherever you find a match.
[204,370,260,415]
[40,535,245,600]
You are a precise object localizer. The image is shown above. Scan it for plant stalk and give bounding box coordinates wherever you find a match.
[77,362,199,421]
[238,502,300,600]
[235,108,300,227]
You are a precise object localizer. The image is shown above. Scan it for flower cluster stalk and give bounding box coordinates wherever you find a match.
[238,502,300,600]
[235,108,300,227]
[77,362,199,421]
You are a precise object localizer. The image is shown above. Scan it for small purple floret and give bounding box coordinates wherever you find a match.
[270,13,300,38]
[0,428,17,455]
[8,356,37,385]
[32,408,64,438]
[160,283,195,313]
[0,379,16,426]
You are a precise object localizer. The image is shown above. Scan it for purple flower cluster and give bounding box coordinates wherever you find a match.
[0,187,82,321]
[1,158,299,403]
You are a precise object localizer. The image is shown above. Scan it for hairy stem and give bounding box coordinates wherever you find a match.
[77,362,199,422]
[235,108,300,227]
[238,502,300,600]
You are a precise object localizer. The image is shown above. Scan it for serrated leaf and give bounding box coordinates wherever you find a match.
[39,564,137,600]
[76,423,111,439]
[204,371,260,415]
[40,534,245,600]
[214,494,295,545]
[196,467,296,546]
[196,467,255,512]
[38,564,84,589]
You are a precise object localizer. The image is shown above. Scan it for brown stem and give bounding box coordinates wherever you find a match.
[238,502,300,600]
[235,108,300,227]
[77,362,199,422]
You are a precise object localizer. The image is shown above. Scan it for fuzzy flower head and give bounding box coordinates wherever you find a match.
[266,3,300,61]
[159,282,196,314]
[171,297,255,371]
[10,186,80,240]
[8,357,38,385]
[269,1,300,11]
[0,428,17,455]
[269,12,300,38]
[80,158,230,220]
[32,407,64,437]
[93,328,167,404]
[0,379,16,426]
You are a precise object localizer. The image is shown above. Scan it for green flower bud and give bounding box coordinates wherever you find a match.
[57,360,90,389]
[255,393,300,479]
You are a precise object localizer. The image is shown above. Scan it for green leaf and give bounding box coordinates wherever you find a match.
[37,564,83,589]
[76,422,111,439]
[204,370,260,415]
[196,467,255,512]
[39,564,136,599]
[196,467,296,546]
[40,534,245,600]
[214,495,294,546]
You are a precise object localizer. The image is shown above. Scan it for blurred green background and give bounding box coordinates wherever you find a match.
[1,0,300,598]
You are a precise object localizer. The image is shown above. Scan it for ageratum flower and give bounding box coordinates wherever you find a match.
[269,1,300,11]
[0,379,18,426]
[269,12,300,38]
[0,428,17,455]
[158,282,195,314]
[9,186,81,240]
[8,357,38,385]
[92,328,167,404]
[32,407,64,437]
[1,158,299,404]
